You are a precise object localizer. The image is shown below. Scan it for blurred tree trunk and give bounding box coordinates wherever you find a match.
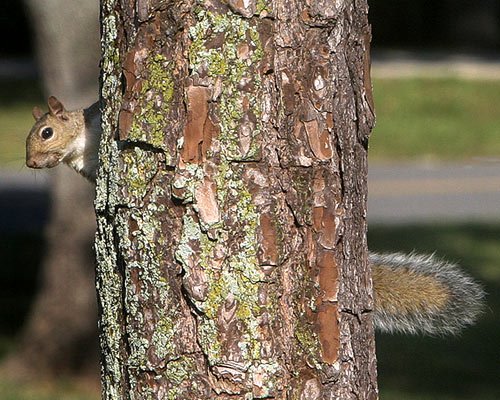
[97,0,376,397]
[2,0,100,379]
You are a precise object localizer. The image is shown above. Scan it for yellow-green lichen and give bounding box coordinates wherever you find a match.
[165,356,195,385]
[96,2,128,398]
[290,169,314,225]
[256,0,272,15]
[117,207,180,368]
[95,215,125,400]
[120,147,161,203]
[189,10,264,161]
[171,163,205,204]
[294,322,322,368]
[197,319,222,363]
[96,8,122,213]
[173,4,281,389]
[175,163,265,366]
[128,54,174,150]
[151,315,176,360]
[291,260,322,370]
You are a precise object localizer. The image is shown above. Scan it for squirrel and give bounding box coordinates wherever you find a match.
[26,96,100,182]
[25,96,485,336]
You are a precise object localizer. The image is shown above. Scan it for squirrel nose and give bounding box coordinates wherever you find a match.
[26,158,40,168]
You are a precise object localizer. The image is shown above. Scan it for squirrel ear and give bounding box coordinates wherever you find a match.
[32,106,44,120]
[47,96,68,120]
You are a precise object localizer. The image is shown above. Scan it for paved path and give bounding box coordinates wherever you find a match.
[0,171,50,233]
[368,161,500,224]
[371,50,500,80]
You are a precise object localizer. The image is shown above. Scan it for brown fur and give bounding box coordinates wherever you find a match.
[373,265,450,315]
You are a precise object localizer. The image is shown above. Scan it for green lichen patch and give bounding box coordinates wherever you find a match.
[97,7,123,214]
[115,206,181,368]
[118,147,162,205]
[294,322,322,370]
[95,215,125,396]
[256,0,272,16]
[164,356,195,385]
[151,314,177,361]
[188,9,264,161]
[128,54,175,151]
[171,163,205,204]
[96,2,128,396]
[288,167,314,226]
[175,162,269,368]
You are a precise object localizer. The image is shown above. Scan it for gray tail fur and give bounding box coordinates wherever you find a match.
[369,252,485,336]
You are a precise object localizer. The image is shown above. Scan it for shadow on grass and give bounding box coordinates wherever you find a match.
[369,223,500,400]
[0,233,44,357]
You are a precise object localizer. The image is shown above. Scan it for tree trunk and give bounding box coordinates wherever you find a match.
[2,0,100,379]
[97,0,376,397]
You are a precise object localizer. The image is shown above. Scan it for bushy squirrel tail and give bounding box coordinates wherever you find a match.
[370,252,485,335]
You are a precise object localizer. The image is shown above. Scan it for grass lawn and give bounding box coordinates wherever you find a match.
[0,79,44,169]
[368,79,500,398]
[370,78,500,161]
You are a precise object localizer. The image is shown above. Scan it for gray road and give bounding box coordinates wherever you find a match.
[0,170,50,233]
[368,161,500,224]
[2,162,500,233]
[371,50,500,80]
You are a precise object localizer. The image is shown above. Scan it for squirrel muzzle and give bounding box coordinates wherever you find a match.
[26,151,61,169]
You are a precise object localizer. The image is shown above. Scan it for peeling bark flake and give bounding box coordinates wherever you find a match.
[312,206,336,249]
[304,119,334,160]
[182,85,215,163]
[317,303,340,364]
[194,177,220,225]
[258,213,278,266]
[317,249,339,301]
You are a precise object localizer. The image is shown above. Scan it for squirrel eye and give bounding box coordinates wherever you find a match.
[41,127,53,140]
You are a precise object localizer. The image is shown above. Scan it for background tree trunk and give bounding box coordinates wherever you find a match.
[97,0,376,397]
[2,0,100,379]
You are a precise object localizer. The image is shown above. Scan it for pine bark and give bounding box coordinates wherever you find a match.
[97,0,376,398]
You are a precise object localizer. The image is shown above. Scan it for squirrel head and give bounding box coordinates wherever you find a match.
[26,96,84,170]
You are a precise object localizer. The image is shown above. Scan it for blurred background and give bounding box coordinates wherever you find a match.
[0,1,499,399]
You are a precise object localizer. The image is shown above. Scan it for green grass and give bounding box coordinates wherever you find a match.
[370,78,500,161]
[0,79,44,168]
[367,77,500,396]
[369,223,500,400]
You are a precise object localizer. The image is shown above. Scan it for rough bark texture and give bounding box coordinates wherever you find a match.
[1,0,100,379]
[97,0,376,398]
